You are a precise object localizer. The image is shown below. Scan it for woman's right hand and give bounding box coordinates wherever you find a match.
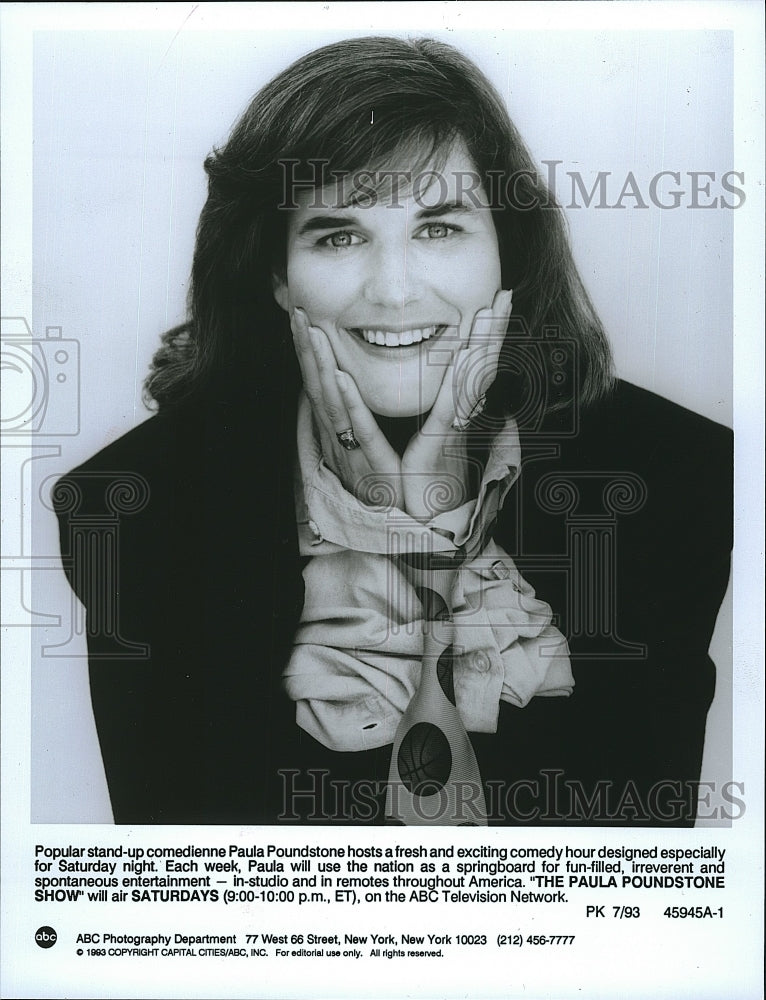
[291,307,405,510]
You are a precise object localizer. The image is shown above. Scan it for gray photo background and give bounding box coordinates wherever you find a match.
[28,28,734,822]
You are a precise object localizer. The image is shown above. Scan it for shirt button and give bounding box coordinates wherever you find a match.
[490,559,510,580]
[307,519,324,543]
[472,651,491,673]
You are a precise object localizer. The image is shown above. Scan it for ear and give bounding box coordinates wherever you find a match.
[271,271,290,313]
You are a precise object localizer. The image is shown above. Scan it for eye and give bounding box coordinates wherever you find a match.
[318,231,364,249]
[416,222,461,240]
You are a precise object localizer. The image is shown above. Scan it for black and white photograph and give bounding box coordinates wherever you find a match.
[1,2,763,998]
[29,15,736,828]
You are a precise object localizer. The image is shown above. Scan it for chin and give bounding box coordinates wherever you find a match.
[362,388,438,420]
[357,373,441,420]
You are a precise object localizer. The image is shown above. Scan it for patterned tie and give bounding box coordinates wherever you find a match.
[385,539,490,826]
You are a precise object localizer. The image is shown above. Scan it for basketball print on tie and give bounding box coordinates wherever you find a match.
[386,553,488,826]
[397,722,452,796]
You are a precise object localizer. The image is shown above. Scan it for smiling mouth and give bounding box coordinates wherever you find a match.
[347,325,447,348]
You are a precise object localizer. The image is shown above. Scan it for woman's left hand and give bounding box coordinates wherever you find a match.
[400,289,513,522]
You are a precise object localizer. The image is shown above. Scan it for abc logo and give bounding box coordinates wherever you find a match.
[35,926,57,949]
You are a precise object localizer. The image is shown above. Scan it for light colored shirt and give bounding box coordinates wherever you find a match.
[283,393,573,752]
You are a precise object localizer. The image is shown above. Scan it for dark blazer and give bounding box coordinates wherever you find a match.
[55,380,732,826]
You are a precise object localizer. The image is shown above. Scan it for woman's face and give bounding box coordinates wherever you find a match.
[273,142,502,418]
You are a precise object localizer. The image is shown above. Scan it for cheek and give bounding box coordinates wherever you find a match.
[436,244,502,318]
[286,256,354,318]
[284,262,312,308]
[467,241,502,291]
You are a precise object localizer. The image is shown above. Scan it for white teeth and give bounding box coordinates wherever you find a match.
[352,325,440,347]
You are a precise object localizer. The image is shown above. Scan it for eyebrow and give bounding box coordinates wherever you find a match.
[295,201,479,236]
[415,201,480,220]
[296,214,359,236]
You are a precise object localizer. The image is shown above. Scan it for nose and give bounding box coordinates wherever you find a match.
[362,238,419,309]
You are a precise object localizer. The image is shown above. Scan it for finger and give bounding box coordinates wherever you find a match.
[454,305,494,418]
[469,288,513,347]
[481,288,513,391]
[427,289,513,431]
[306,325,353,435]
[290,307,324,406]
[330,371,403,508]
[334,370,400,469]
[425,307,491,431]
[454,289,513,423]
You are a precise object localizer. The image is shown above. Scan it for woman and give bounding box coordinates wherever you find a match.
[55,36,732,825]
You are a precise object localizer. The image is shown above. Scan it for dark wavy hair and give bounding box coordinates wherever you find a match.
[144,35,613,418]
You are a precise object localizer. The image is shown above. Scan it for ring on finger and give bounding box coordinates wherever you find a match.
[336,427,361,451]
[452,392,487,431]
